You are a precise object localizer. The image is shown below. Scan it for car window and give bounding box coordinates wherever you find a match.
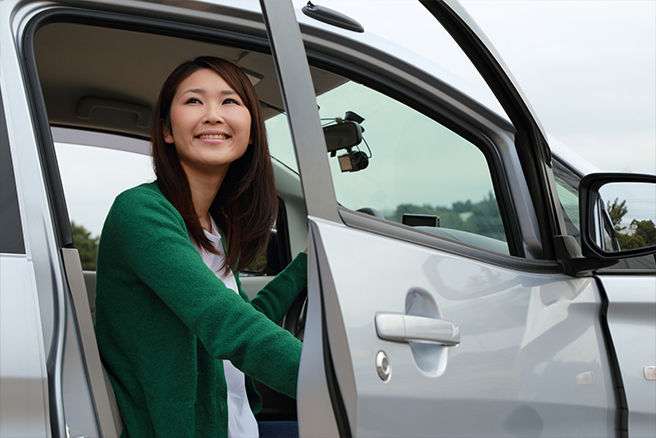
[54,141,155,269]
[553,160,581,242]
[268,78,509,255]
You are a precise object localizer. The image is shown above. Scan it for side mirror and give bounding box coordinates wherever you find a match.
[580,173,656,260]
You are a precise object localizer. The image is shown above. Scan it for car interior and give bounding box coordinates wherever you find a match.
[33,18,326,431]
[30,9,524,435]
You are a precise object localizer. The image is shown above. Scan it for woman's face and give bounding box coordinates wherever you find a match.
[164,68,252,180]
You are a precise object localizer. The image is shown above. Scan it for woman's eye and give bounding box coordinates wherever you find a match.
[223,98,238,105]
[185,97,201,104]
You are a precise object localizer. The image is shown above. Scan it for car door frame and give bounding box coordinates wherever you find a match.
[10,2,306,436]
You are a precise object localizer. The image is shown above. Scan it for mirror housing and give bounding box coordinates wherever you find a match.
[323,120,362,153]
[580,172,656,260]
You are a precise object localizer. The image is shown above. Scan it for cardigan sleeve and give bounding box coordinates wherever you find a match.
[238,252,307,324]
[104,186,302,398]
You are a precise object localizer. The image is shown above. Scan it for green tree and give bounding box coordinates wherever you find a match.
[452,200,473,213]
[632,219,656,247]
[616,233,646,250]
[606,198,656,250]
[462,192,505,241]
[387,203,464,229]
[607,198,628,231]
[607,198,634,250]
[71,222,99,270]
[387,192,505,241]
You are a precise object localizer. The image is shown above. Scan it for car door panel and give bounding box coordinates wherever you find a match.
[0,255,49,438]
[261,0,619,436]
[300,217,615,437]
[599,275,656,438]
[298,220,351,438]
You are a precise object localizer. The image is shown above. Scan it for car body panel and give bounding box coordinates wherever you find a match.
[599,275,656,438]
[298,215,616,437]
[1,2,74,435]
[0,255,49,438]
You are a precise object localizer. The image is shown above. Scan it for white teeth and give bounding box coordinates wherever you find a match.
[198,134,228,140]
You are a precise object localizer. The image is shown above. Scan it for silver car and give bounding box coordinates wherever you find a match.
[1,1,654,437]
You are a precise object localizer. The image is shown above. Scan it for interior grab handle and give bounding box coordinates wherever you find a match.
[375,313,460,346]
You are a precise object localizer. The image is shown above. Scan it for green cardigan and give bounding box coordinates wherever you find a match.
[94,182,306,438]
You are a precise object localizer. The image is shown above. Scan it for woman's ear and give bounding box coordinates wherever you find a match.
[162,119,174,144]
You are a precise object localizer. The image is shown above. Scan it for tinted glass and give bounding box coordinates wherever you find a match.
[268,78,509,255]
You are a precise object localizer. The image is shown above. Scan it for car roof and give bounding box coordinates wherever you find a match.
[34,19,344,139]
[39,1,596,178]
[35,1,513,139]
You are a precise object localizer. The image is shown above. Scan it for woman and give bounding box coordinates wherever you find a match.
[95,57,307,438]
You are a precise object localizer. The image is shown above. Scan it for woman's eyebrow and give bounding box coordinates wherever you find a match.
[181,88,237,95]
[182,88,205,95]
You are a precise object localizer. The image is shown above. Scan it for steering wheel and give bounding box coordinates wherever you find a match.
[282,207,383,341]
[357,207,384,218]
[282,286,307,341]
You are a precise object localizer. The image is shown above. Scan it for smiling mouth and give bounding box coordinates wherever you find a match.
[198,134,229,140]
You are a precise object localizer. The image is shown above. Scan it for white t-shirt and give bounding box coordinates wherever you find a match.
[192,219,259,438]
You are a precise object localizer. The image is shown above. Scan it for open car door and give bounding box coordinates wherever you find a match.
[261,1,619,436]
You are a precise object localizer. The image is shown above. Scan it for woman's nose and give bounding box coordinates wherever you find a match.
[203,103,223,124]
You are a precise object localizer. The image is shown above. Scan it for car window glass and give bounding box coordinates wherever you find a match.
[553,161,581,241]
[267,114,297,172]
[268,78,509,255]
[55,141,155,268]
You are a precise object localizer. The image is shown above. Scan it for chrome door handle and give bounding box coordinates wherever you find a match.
[375,313,460,346]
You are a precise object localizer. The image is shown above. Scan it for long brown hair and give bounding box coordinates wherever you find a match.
[152,56,277,274]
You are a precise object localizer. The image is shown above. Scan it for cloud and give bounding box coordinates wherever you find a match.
[462,1,656,173]
[310,1,655,174]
